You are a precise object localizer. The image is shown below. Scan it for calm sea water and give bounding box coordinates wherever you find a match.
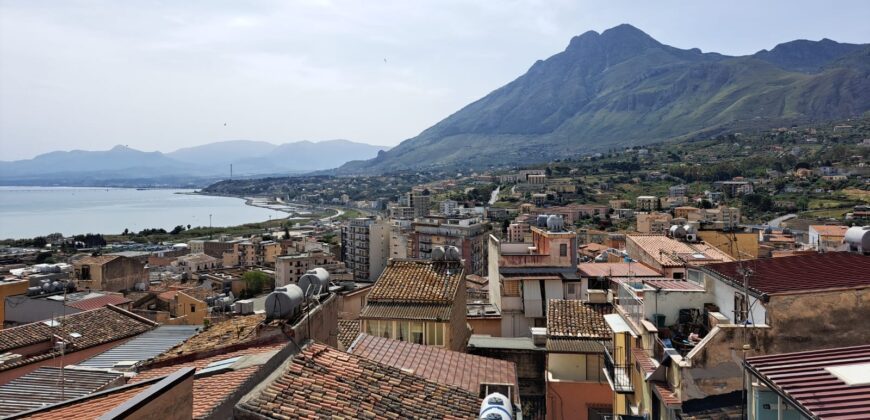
[0,187,287,239]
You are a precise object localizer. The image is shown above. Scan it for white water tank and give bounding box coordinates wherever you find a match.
[432,246,446,261]
[298,268,330,297]
[265,285,304,319]
[479,392,513,420]
[845,226,870,254]
[546,214,564,232]
[445,246,461,261]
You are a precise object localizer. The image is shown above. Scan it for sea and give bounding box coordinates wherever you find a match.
[0,187,288,240]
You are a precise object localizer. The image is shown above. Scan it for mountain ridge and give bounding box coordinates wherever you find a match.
[336,24,870,174]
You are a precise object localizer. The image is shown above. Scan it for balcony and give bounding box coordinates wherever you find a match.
[603,346,633,394]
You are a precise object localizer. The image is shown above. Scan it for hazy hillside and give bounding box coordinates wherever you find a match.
[338,24,870,173]
[0,140,388,186]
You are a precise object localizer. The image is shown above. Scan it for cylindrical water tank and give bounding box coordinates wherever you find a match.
[445,246,461,262]
[845,226,870,251]
[431,246,446,261]
[669,225,686,238]
[298,268,330,297]
[536,215,549,228]
[265,285,304,319]
[479,392,513,420]
[546,215,564,232]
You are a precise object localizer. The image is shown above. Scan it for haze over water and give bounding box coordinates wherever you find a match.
[0,187,286,239]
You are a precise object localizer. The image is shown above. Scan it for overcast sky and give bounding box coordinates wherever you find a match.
[1,0,868,160]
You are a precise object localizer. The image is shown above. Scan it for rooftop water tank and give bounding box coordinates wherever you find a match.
[845,226,870,253]
[298,267,330,297]
[265,285,304,320]
[669,225,687,239]
[479,392,513,420]
[444,246,461,262]
[546,215,564,232]
[536,215,549,228]
[431,246,446,261]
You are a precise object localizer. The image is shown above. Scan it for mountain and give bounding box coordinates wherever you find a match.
[753,38,865,73]
[337,24,870,174]
[167,140,278,165]
[0,140,388,186]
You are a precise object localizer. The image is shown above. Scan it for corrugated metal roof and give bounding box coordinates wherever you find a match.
[77,325,200,369]
[745,344,870,419]
[0,367,123,417]
[360,302,453,321]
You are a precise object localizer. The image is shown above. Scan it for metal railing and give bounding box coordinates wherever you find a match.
[603,345,633,393]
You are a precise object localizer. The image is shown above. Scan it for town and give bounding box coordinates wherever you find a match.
[0,118,868,419]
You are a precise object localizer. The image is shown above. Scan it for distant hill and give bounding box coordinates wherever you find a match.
[337,24,870,174]
[0,140,388,186]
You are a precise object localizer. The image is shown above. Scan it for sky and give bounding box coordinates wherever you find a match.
[1,0,868,161]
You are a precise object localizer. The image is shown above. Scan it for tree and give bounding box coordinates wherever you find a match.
[170,225,186,235]
[283,226,290,240]
[242,271,271,297]
[122,228,129,236]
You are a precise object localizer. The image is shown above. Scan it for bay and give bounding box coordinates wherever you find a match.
[0,187,287,239]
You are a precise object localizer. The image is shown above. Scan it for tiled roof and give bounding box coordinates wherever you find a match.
[367,259,464,304]
[337,320,360,350]
[547,300,613,340]
[546,338,607,353]
[705,252,870,295]
[578,262,662,278]
[133,344,285,419]
[65,294,131,311]
[650,381,681,408]
[809,225,849,237]
[0,367,123,417]
[154,314,268,362]
[632,348,657,374]
[349,334,518,402]
[627,235,734,267]
[0,307,155,372]
[745,344,870,419]
[236,342,480,419]
[360,302,453,321]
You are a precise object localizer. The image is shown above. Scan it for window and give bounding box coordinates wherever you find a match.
[673,272,684,280]
[503,280,520,297]
[560,244,568,257]
[190,304,196,313]
[398,321,409,342]
[81,265,91,280]
[411,322,424,344]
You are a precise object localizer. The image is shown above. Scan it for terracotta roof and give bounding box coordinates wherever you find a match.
[810,225,849,237]
[547,300,613,340]
[632,348,657,374]
[337,320,360,350]
[236,342,480,419]
[0,307,155,372]
[154,314,268,362]
[546,339,607,353]
[349,334,518,402]
[66,294,131,311]
[578,262,662,278]
[627,235,735,267]
[704,252,870,295]
[157,290,178,301]
[360,302,453,321]
[650,381,681,408]
[745,344,870,419]
[133,344,285,419]
[367,259,464,304]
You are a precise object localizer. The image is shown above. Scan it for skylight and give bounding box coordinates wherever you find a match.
[826,362,870,386]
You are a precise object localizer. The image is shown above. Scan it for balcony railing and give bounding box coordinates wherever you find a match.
[603,345,633,393]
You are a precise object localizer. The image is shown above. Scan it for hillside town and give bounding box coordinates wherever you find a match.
[1,128,869,419]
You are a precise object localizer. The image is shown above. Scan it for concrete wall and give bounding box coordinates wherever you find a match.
[707,272,766,325]
[449,277,469,351]
[337,287,371,320]
[679,286,870,402]
[468,317,501,337]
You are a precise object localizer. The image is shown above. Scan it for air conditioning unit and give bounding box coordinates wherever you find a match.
[587,289,607,304]
[686,233,698,242]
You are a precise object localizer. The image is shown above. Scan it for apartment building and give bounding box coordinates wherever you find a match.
[74,255,147,292]
[411,215,491,276]
[274,249,349,287]
[636,196,659,211]
[340,217,389,282]
[221,239,282,268]
[636,212,673,234]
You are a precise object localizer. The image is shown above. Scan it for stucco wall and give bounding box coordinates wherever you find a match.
[546,381,612,420]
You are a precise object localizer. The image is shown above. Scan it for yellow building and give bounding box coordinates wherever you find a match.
[0,279,29,325]
[697,230,760,259]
